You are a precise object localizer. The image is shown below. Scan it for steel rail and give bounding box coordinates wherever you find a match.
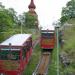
[33,52,51,75]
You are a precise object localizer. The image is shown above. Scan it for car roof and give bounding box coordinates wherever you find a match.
[0,34,31,46]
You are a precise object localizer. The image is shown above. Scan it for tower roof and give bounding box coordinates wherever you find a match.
[28,0,36,9]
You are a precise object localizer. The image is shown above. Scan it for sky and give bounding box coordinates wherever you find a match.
[0,0,70,29]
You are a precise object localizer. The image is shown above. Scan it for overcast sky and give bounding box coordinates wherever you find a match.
[0,0,70,29]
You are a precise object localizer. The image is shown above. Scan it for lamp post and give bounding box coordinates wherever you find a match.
[53,21,60,75]
[35,20,38,33]
[19,14,25,34]
[56,25,60,75]
[35,20,38,29]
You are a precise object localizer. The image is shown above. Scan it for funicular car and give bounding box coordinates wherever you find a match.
[40,29,55,50]
[0,34,32,75]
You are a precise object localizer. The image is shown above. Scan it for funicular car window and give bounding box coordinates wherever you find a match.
[26,39,31,49]
[22,47,27,59]
[22,38,32,59]
[0,49,20,60]
[41,33,54,39]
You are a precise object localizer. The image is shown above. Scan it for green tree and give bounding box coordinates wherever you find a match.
[0,2,5,10]
[0,3,17,42]
[60,0,75,24]
[25,12,37,28]
[0,10,13,32]
[8,8,18,26]
[18,14,25,26]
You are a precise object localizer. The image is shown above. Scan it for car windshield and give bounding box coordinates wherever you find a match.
[41,33,54,39]
[0,50,20,60]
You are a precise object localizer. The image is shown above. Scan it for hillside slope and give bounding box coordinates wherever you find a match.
[60,18,75,75]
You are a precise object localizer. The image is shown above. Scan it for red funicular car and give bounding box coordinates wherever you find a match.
[0,34,32,75]
[40,29,55,50]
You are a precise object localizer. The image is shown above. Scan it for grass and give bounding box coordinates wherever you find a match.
[60,18,75,74]
[23,44,41,75]
[48,48,57,75]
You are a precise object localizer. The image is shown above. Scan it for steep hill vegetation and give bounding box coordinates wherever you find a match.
[0,3,39,42]
[60,18,75,75]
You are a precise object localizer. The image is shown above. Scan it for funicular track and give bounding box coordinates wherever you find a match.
[33,51,51,75]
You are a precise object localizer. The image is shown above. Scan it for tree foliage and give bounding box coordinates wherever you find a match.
[0,8,12,32]
[0,3,18,41]
[0,3,38,42]
[0,3,18,31]
[25,12,37,28]
[8,8,18,25]
[18,14,25,26]
[60,0,75,24]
